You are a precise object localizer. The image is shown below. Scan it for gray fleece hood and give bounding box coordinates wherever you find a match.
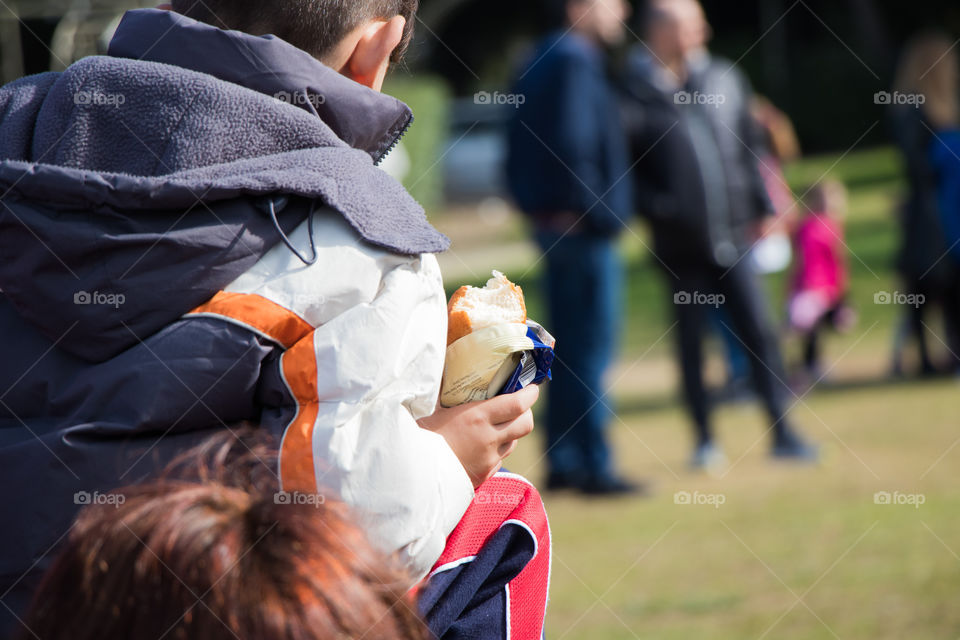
[0,8,448,362]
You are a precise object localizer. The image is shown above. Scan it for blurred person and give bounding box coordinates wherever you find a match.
[922,37,960,375]
[709,96,800,404]
[16,432,431,640]
[0,2,543,634]
[888,32,957,376]
[621,0,818,470]
[751,96,802,224]
[749,95,801,276]
[787,181,857,384]
[506,0,641,494]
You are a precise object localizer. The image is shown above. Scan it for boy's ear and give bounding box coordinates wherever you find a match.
[341,16,406,91]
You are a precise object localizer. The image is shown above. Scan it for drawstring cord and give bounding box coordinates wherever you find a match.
[267,197,318,266]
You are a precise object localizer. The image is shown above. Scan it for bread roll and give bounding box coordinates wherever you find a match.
[447,271,526,346]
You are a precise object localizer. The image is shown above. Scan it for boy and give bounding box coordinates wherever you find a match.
[0,2,547,636]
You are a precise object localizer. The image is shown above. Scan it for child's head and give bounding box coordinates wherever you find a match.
[18,432,428,640]
[803,179,847,220]
[169,0,419,89]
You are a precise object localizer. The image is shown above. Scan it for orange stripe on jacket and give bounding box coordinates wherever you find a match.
[279,337,320,492]
[186,291,318,492]
[187,291,312,349]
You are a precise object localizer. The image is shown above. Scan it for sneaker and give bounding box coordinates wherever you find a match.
[545,471,582,492]
[771,431,820,463]
[690,441,727,474]
[579,475,649,497]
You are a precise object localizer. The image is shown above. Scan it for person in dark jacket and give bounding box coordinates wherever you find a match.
[915,33,960,374]
[621,0,817,470]
[888,32,959,375]
[506,0,640,494]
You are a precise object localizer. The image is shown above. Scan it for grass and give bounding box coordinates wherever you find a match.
[506,375,960,639]
[436,145,960,638]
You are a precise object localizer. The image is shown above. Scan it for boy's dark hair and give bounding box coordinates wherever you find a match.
[171,0,419,62]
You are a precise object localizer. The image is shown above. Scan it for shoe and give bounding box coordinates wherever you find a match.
[771,431,820,463]
[690,441,727,473]
[579,475,649,496]
[920,363,939,377]
[545,471,582,492]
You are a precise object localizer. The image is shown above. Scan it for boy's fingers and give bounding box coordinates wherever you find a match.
[498,439,519,458]
[487,385,540,424]
[497,409,535,443]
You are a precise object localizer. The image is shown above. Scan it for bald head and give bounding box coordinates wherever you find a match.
[644,0,710,59]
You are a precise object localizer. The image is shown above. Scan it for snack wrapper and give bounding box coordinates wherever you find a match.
[440,320,555,407]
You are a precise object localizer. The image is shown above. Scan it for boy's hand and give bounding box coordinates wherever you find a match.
[418,385,540,488]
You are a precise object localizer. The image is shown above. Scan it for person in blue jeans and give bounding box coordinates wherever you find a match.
[926,110,960,373]
[506,0,641,495]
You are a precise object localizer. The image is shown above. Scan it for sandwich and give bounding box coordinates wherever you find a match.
[441,271,552,407]
[447,270,526,346]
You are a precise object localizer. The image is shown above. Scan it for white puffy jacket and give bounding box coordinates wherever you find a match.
[204,205,475,578]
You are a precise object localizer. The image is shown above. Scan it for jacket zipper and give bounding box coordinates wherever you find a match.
[374,111,414,166]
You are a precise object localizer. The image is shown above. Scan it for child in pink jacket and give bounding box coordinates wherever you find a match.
[789,180,856,378]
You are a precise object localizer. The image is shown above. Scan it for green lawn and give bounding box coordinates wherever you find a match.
[437,146,960,638]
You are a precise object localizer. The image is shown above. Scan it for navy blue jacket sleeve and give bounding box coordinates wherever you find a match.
[929,129,960,261]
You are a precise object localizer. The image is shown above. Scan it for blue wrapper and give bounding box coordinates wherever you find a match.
[496,320,555,396]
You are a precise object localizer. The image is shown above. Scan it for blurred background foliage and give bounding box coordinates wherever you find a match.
[5,0,960,210]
